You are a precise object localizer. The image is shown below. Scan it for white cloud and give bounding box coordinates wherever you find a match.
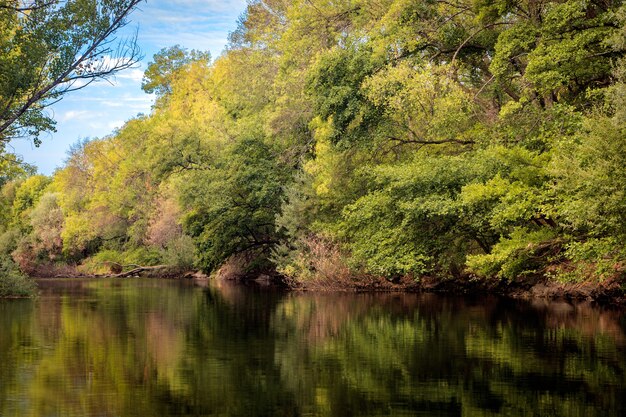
[141,31,230,55]
[101,100,124,107]
[88,122,105,130]
[100,54,136,70]
[116,68,145,82]
[69,79,91,89]
[66,92,154,109]
[135,0,246,55]
[60,110,91,122]
[100,94,154,110]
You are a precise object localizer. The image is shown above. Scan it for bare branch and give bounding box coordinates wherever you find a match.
[451,22,513,66]
[0,0,58,13]
[387,135,475,146]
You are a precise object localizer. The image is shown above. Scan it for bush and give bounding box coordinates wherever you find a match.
[466,228,559,281]
[552,238,626,282]
[0,255,36,298]
[273,235,363,290]
[0,228,20,255]
[160,235,196,268]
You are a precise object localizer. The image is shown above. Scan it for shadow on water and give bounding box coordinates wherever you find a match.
[0,278,624,416]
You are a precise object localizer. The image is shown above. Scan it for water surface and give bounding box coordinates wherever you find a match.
[0,278,625,416]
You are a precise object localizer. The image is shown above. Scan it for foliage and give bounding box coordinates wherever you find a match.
[4,0,626,286]
[0,0,144,143]
[0,152,35,187]
[181,137,287,273]
[273,235,358,289]
[159,235,196,269]
[142,45,210,97]
[551,116,626,242]
[80,247,162,275]
[467,228,559,281]
[336,155,475,277]
[0,254,36,297]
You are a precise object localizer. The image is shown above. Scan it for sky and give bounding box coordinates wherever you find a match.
[8,0,248,175]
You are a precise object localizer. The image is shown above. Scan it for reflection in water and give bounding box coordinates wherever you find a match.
[0,278,625,416]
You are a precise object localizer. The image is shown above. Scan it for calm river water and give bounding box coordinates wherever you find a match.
[0,278,625,416]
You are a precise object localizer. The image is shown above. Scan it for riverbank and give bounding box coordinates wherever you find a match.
[221,268,626,305]
[414,275,626,305]
[30,266,205,281]
[283,276,626,304]
[21,261,626,305]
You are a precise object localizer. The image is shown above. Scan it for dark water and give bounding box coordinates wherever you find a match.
[0,279,625,416]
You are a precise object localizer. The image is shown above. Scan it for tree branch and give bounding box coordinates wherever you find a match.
[0,0,144,142]
[387,136,475,146]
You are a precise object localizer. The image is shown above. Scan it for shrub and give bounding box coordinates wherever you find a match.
[467,228,559,281]
[274,235,364,290]
[160,235,196,268]
[0,255,36,298]
[0,228,20,255]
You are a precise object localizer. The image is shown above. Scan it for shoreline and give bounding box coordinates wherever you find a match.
[414,275,626,305]
[251,273,626,305]
[27,269,626,305]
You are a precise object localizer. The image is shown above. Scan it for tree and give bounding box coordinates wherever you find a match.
[182,137,287,273]
[0,0,145,144]
[142,45,210,98]
[0,151,35,187]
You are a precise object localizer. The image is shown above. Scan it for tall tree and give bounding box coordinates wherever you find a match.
[141,45,210,98]
[0,0,144,144]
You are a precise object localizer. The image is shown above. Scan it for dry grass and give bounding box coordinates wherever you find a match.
[285,236,388,291]
[214,252,256,281]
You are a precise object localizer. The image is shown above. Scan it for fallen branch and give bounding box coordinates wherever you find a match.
[112,265,171,278]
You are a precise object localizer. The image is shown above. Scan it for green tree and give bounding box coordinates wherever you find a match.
[0,0,144,144]
[142,45,210,97]
[182,137,287,274]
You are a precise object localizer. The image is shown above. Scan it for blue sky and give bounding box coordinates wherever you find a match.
[8,0,247,175]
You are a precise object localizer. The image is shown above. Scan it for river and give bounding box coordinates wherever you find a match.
[0,278,624,416]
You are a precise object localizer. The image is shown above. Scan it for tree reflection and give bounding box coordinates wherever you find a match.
[272,293,626,417]
[0,280,625,416]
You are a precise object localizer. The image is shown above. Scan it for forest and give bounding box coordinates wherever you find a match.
[2,0,626,296]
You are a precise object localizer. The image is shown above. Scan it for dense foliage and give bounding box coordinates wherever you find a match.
[3,0,626,287]
[0,254,36,297]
